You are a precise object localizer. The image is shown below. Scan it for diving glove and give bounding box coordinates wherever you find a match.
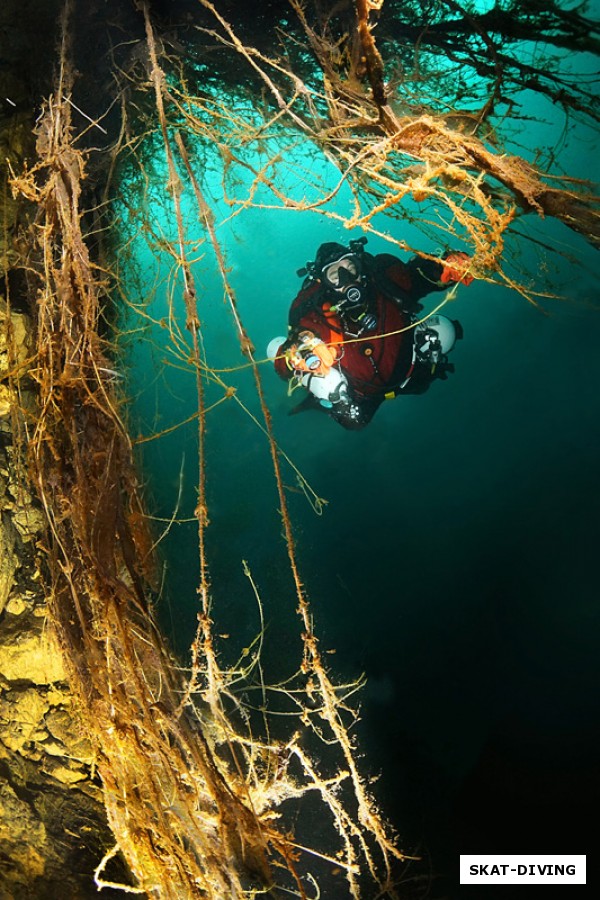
[440,251,474,286]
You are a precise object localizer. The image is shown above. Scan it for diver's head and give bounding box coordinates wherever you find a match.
[313,241,374,328]
[315,243,363,293]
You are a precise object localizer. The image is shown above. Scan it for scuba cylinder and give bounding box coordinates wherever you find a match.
[298,366,350,409]
[413,315,461,366]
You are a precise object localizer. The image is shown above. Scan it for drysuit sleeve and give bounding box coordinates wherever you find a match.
[374,251,473,309]
[375,253,446,304]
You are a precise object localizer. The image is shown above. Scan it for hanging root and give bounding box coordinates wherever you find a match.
[15,24,273,897]
[136,8,406,894]
[10,5,407,897]
[13,1,595,897]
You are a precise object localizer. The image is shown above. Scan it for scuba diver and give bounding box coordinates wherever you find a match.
[267,237,474,429]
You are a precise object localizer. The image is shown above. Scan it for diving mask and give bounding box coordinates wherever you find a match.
[322,254,360,290]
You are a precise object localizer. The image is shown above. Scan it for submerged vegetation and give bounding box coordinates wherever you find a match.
[2,0,598,897]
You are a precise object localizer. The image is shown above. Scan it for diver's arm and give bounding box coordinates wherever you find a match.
[368,253,443,311]
[406,251,474,296]
[297,366,351,409]
[375,252,473,305]
[271,332,354,411]
[295,356,375,430]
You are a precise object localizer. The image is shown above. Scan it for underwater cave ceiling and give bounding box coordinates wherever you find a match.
[2,0,599,252]
[1,1,599,898]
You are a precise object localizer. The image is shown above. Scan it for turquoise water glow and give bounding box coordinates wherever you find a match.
[114,73,600,890]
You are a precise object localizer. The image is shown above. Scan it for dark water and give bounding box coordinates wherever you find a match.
[117,77,599,897]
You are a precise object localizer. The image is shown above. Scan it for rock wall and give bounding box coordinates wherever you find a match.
[1,4,141,882]
[1,6,128,889]
[0,300,129,898]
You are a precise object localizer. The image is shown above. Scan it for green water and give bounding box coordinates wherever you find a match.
[114,68,599,894]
